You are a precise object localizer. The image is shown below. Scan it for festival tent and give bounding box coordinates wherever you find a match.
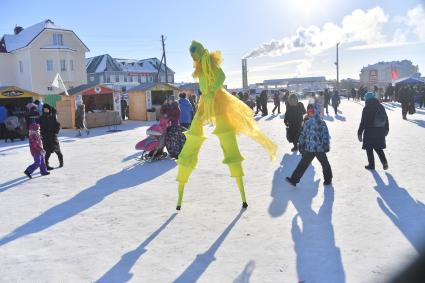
[394,77,425,85]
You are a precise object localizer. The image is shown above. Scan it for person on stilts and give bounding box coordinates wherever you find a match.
[175,41,277,210]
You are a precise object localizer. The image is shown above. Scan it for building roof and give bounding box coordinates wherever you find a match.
[86,54,175,75]
[128,82,180,92]
[58,82,100,96]
[0,19,89,53]
[0,85,40,96]
[263,76,326,85]
[177,83,199,90]
[86,54,122,73]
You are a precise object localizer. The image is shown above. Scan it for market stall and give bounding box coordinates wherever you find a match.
[0,86,42,115]
[56,84,122,129]
[127,82,181,121]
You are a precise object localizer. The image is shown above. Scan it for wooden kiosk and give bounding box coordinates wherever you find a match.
[56,84,122,129]
[127,82,181,121]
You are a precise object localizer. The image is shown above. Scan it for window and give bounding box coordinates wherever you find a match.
[138,76,142,83]
[124,75,127,82]
[46,60,53,72]
[100,76,104,83]
[70,60,74,71]
[107,76,111,83]
[19,61,23,73]
[47,86,53,91]
[149,76,153,82]
[90,76,94,82]
[53,34,64,46]
[60,59,66,71]
[129,76,133,83]
[115,75,119,82]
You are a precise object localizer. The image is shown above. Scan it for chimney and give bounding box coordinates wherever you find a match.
[14,25,24,35]
[242,59,248,90]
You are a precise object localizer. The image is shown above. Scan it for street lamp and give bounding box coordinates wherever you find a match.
[335,43,340,93]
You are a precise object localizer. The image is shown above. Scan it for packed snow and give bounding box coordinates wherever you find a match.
[1,99,425,282]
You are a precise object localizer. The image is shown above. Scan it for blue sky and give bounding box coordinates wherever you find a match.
[1,0,425,88]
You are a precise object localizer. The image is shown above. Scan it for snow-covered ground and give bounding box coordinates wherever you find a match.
[1,100,425,283]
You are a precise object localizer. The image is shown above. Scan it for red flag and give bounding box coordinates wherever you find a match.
[391,65,399,81]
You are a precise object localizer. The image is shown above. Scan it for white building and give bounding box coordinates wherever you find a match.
[0,19,89,94]
[359,60,420,87]
[262,76,328,93]
[86,54,175,92]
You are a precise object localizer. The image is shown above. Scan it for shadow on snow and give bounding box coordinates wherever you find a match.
[0,160,176,246]
[269,153,345,282]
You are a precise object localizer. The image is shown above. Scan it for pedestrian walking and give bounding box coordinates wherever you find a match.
[260,90,268,116]
[331,91,341,115]
[286,103,333,186]
[284,94,306,151]
[357,92,389,170]
[76,103,90,136]
[272,91,281,114]
[24,123,50,179]
[39,104,63,170]
[399,86,410,120]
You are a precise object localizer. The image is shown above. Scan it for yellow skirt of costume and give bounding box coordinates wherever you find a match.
[175,87,276,210]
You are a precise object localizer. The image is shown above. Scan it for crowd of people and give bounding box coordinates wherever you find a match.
[2,81,423,183]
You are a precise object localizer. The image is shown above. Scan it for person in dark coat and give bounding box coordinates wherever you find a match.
[331,91,341,115]
[39,104,63,170]
[161,96,186,159]
[399,86,410,120]
[419,86,425,108]
[384,84,394,102]
[284,94,306,151]
[260,90,268,116]
[120,99,128,120]
[76,103,89,136]
[272,91,281,114]
[351,88,357,101]
[357,92,389,170]
[254,95,262,115]
[324,89,331,114]
[286,103,333,186]
[188,94,197,114]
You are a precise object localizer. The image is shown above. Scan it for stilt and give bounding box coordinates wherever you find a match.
[236,177,248,208]
[176,182,185,210]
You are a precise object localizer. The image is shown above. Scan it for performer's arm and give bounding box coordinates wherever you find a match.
[207,68,225,97]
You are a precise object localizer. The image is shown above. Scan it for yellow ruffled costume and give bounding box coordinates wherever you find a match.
[176,41,276,210]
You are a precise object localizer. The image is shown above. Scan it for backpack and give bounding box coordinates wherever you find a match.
[373,106,386,128]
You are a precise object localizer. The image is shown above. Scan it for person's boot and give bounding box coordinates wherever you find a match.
[383,163,388,170]
[365,165,375,170]
[41,171,50,176]
[286,177,296,187]
[58,155,64,168]
[46,165,54,171]
[24,170,32,179]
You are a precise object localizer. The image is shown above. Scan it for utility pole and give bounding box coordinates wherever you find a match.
[156,35,169,84]
[161,35,168,84]
[336,43,340,93]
